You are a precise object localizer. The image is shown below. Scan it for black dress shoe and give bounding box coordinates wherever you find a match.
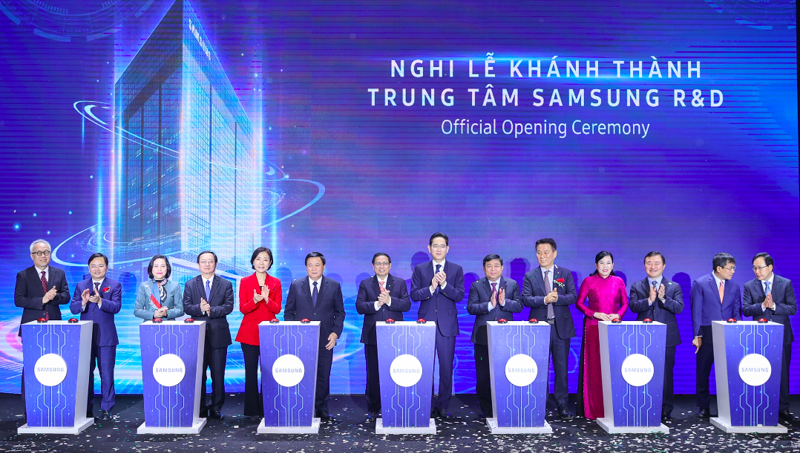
[438,409,453,420]
[367,411,380,420]
[558,404,574,421]
[661,411,672,422]
[209,410,225,420]
[317,410,333,422]
[779,410,796,422]
[249,415,262,422]
[98,410,112,421]
[697,407,715,418]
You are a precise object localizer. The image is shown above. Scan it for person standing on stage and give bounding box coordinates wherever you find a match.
[355,252,411,420]
[15,239,70,412]
[521,238,577,421]
[575,251,628,420]
[133,255,184,321]
[467,254,522,419]
[628,251,683,423]
[184,251,234,420]
[690,252,741,419]
[743,252,796,423]
[284,252,345,422]
[69,253,122,420]
[236,247,282,421]
[410,232,465,420]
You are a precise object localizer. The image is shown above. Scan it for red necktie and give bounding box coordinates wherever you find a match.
[719,281,725,304]
[40,271,49,320]
[379,281,385,291]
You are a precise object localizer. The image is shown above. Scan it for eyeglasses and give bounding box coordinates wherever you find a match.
[752,265,768,271]
[31,251,51,257]
[431,244,447,250]
[723,266,736,271]
[374,261,390,266]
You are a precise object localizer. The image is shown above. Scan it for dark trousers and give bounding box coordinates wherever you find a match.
[88,344,116,412]
[364,344,381,412]
[663,346,675,414]
[433,329,456,411]
[549,326,571,407]
[201,337,228,413]
[696,325,715,409]
[474,343,492,416]
[316,347,333,414]
[241,343,263,417]
[780,343,792,411]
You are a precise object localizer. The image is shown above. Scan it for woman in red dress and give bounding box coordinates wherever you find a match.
[575,251,628,420]
[236,247,282,420]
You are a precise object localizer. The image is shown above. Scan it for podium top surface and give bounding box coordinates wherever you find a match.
[376,321,436,326]
[22,320,92,326]
[141,320,206,326]
[259,320,320,326]
[598,320,665,326]
[712,320,781,327]
[486,321,550,327]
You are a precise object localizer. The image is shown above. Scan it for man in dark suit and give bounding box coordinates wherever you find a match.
[183,251,234,420]
[467,254,523,419]
[743,252,797,423]
[69,253,122,421]
[521,238,577,421]
[629,251,684,422]
[690,252,741,418]
[284,251,345,421]
[355,252,411,419]
[14,239,71,412]
[410,232,465,419]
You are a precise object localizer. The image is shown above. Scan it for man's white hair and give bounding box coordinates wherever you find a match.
[29,239,51,253]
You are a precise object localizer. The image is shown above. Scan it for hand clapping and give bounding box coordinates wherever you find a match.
[200,297,211,314]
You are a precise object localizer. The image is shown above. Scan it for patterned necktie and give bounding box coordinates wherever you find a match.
[312,281,319,307]
[41,271,49,320]
[94,282,101,310]
[765,281,772,295]
[718,280,725,304]
[491,282,497,307]
[545,270,555,320]
[205,279,211,301]
[434,264,442,294]
[380,280,385,291]
[651,281,659,315]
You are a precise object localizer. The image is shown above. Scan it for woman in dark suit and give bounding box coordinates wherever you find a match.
[235,247,282,420]
[134,255,184,321]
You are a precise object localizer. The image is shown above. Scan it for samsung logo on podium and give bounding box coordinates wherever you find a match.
[152,354,186,387]
[34,354,68,387]
[390,354,423,387]
[272,354,305,387]
[505,354,538,387]
[621,354,654,387]
[738,354,771,387]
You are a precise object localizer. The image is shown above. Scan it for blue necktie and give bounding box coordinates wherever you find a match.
[205,279,211,301]
[765,281,772,295]
[435,264,442,295]
[312,281,318,307]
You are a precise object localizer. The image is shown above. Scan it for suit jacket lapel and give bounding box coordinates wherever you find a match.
[708,275,722,304]
[755,279,766,299]
[499,276,508,292]
[532,266,546,295]
[209,275,221,303]
[372,275,381,298]
[482,277,493,297]
[301,276,312,304]
[317,276,328,302]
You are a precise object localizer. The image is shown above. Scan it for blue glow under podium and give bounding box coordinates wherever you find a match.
[18,320,94,434]
[486,320,553,434]
[257,320,321,434]
[137,320,207,435]
[375,320,437,434]
[710,320,787,433]
[597,321,669,434]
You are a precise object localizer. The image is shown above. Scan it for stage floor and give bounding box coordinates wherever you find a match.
[0,394,797,452]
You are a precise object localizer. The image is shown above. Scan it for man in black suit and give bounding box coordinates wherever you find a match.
[743,252,797,423]
[355,252,411,419]
[521,238,576,421]
[14,239,71,412]
[183,251,234,420]
[284,252,345,421]
[467,254,523,419]
[628,251,684,422]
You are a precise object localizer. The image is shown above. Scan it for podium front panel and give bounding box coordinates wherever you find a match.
[259,321,320,427]
[487,321,550,428]
[376,321,436,428]
[599,321,666,428]
[22,321,92,428]
[140,321,206,428]
[712,321,783,427]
